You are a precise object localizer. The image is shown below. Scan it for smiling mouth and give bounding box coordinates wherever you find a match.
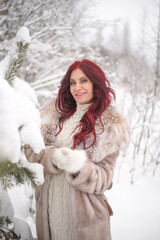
[75,93,86,96]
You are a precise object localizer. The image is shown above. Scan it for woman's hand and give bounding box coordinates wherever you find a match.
[52,147,87,173]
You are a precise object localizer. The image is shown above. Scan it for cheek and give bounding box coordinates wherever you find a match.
[89,84,94,96]
[70,87,76,99]
[70,87,73,96]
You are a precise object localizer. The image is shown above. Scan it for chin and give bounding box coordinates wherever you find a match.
[78,101,89,105]
[76,97,92,105]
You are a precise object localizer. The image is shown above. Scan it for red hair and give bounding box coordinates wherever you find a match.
[55,59,115,149]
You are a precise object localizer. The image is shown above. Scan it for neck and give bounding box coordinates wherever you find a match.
[76,102,91,112]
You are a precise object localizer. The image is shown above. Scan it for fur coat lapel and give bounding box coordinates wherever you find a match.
[40,99,130,162]
[86,105,130,162]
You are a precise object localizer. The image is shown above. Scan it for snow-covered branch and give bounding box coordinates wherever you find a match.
[0,27,45,184]
[0,25,45,239]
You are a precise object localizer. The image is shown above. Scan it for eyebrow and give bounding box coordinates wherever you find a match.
[70,76,87,81]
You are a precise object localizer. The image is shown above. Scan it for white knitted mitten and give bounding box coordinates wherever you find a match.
[52,147,87,173]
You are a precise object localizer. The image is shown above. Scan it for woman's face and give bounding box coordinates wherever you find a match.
[70,68,93,105]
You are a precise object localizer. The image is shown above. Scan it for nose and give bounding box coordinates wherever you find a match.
[75,82,82,91]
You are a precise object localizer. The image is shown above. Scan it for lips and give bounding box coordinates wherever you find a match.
[75,92,86,96]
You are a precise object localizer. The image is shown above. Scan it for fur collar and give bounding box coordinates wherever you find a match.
[86,105,130,162]
[40,99,130,162]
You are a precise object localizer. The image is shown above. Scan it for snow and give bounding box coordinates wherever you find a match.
[106,176,160,240]
[0,31,45,163]
[19,152,44,186]
[0,76,45,162]
[0,185,34,240]
[0,183,14,220]
[13,217,33,240]
[8,184,37,238]
[0,26,30,81]
[1,182,35,240]
[8,185,33,221]
[0,26,45,238]
[0,79,22,163]
[14,77,39,108]
[16,26,31,45]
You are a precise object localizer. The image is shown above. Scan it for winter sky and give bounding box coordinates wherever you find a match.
[90,0,158,60]
[92,0,157,39]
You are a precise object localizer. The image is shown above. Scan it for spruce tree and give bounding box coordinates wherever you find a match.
[0,27,43,240]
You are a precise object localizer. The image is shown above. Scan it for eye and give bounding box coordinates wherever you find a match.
[70,81,76,86]
[81,78,88,83]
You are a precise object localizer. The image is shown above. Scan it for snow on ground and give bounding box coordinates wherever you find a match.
[106,175,160,240]
[8,174,160,239]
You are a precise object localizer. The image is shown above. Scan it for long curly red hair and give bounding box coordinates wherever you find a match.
[55,59,115,149]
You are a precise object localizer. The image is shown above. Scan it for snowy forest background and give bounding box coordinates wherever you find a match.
[0,0,160,239]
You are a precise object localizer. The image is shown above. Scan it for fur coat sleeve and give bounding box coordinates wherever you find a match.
[66,151,119,194]
[66,152,118,194]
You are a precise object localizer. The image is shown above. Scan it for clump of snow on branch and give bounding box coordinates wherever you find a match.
[0,183,14,220]
[0,26,45,238]
[20,151,44,186]
[16,26,31,44]
[0,27,30,81]
[0,183,34,239]
[0,72,45,163]
[0,26,45,165]
[13,217,33,240]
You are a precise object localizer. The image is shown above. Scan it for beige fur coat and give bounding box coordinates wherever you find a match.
[26,99,130,240]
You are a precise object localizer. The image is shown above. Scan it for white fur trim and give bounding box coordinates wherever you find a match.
[52,147,87,173]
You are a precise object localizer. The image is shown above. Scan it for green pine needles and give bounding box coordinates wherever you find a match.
[0,160,37,190]
[0,217,20,240]
[0,27,35,239]
[5,42,29,86]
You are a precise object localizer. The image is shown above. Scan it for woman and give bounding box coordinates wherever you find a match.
[26,59,130,240]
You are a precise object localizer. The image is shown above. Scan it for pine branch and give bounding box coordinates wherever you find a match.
[5,42,29,87]
[0,217,20,240]
[0,160,37,190]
